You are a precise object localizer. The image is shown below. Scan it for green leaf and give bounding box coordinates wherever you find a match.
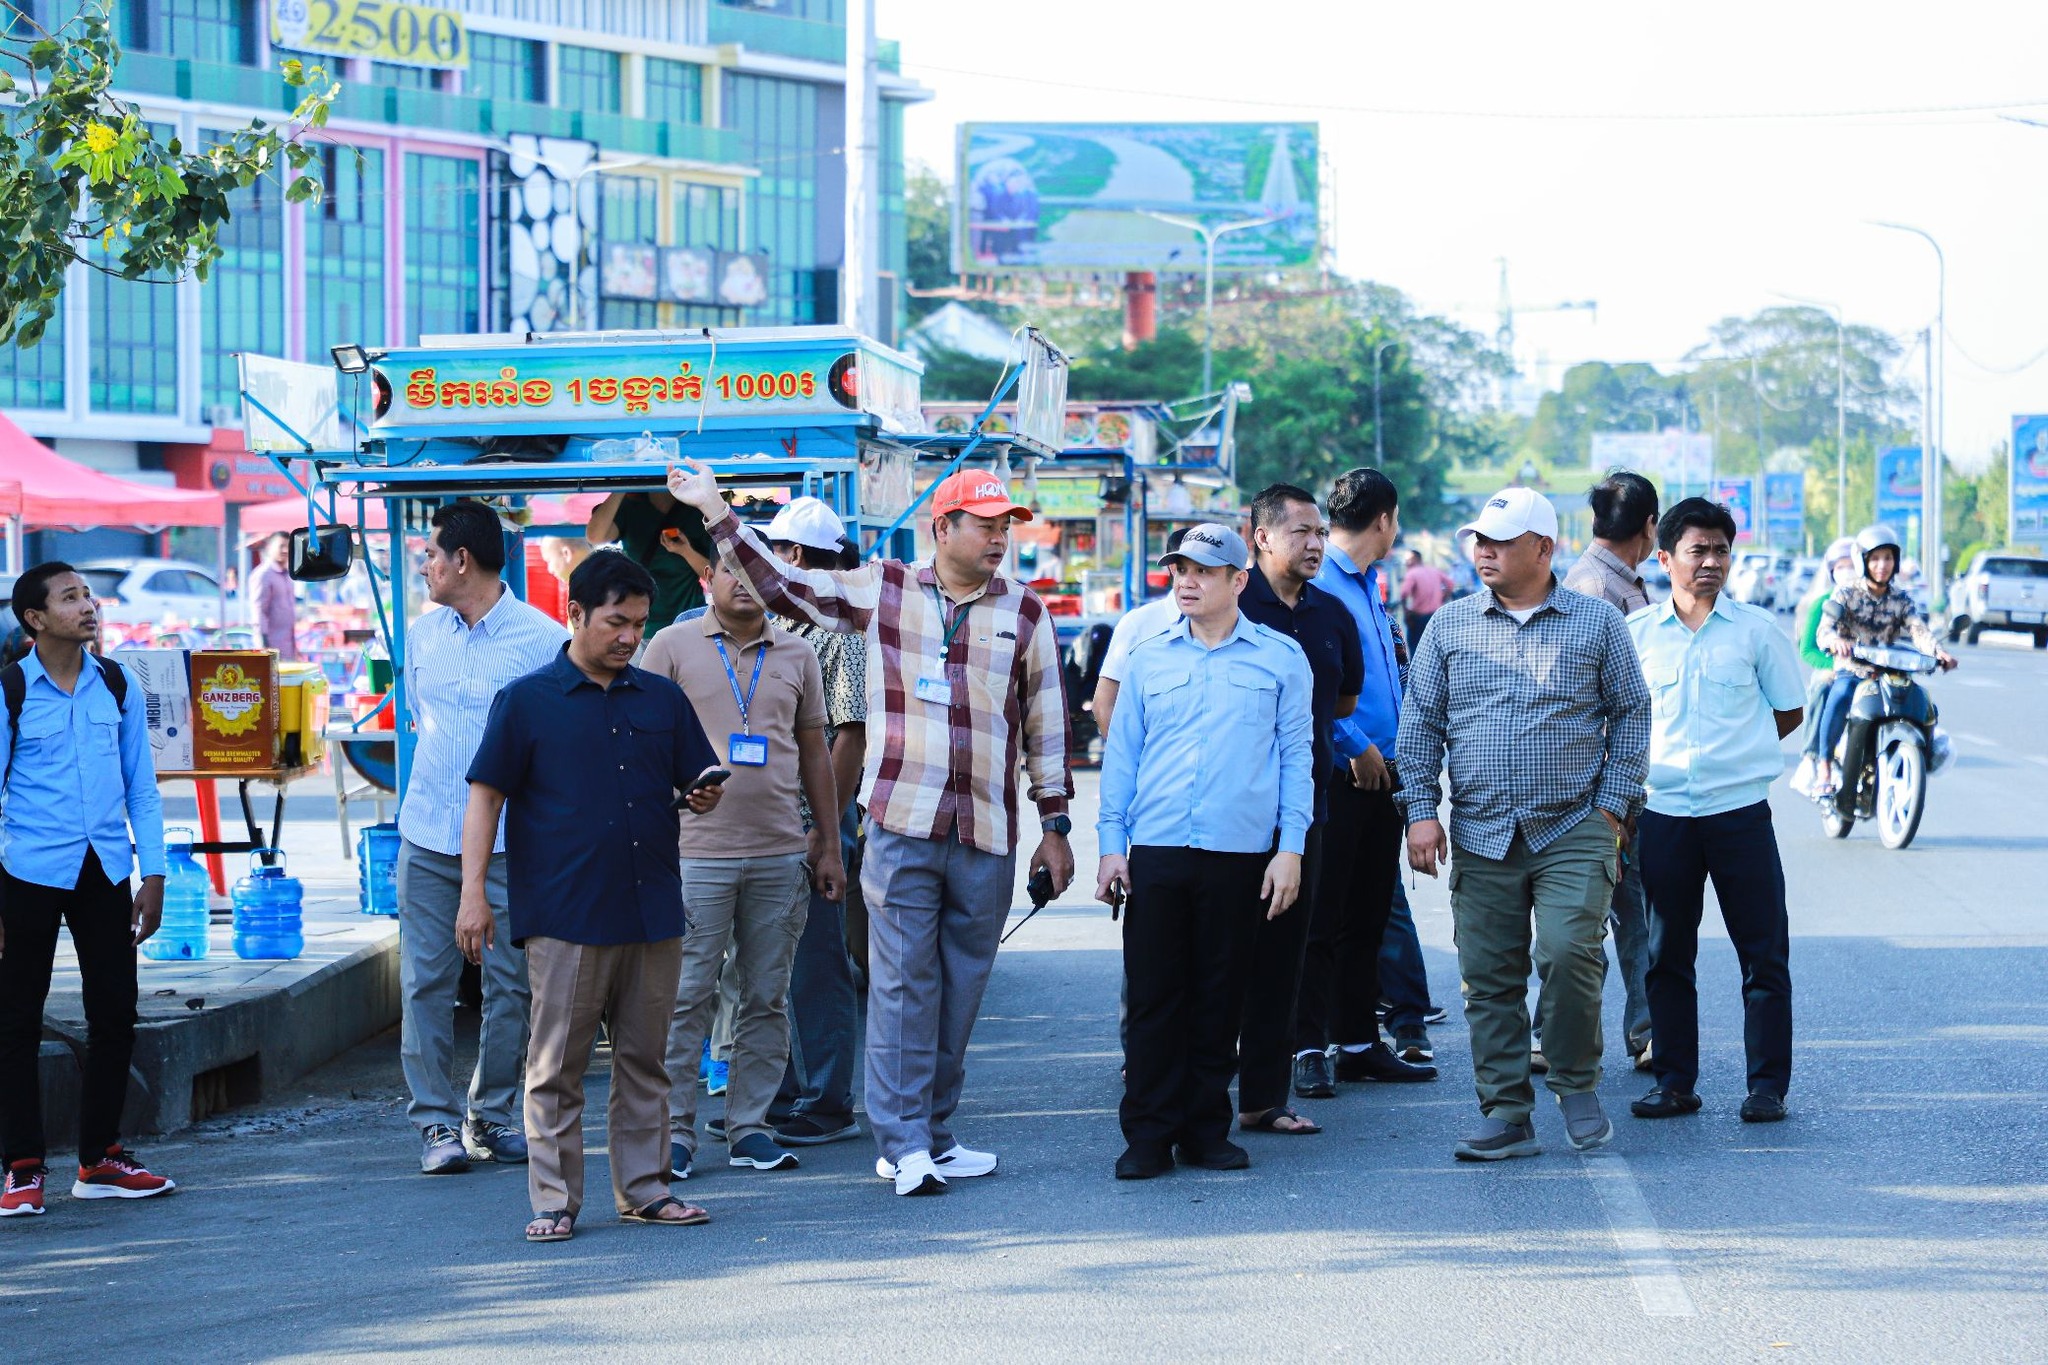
[285,175,322,204]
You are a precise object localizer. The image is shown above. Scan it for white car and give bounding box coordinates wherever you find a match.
[1729,552,1792,610]
[74,557,233,628]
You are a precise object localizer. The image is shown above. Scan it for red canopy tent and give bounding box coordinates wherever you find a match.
[0,413,224,529]
[238,492,605,539]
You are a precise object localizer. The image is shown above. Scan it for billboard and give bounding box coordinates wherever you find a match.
[956,122,1319,273]
[1588,431,1713,497]
[2012,416,2048,547]
[1763,471,1806,550]
[1710,478,1756,543]
[1875,446,1923,534]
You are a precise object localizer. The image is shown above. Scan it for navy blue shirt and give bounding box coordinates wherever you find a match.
[467,647,718,947]
[1240,566,1364,823]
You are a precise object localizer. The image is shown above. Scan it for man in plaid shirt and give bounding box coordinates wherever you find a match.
[668,459,1074,1197]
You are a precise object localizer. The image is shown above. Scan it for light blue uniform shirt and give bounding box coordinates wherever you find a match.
[1627,594,1806,818]
[1317,544,1403,763]
[0,651,165,888]
[1097,613,1315,857]
[398,588,570,856]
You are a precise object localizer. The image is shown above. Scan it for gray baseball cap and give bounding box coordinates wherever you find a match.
[1160,522,1248,571]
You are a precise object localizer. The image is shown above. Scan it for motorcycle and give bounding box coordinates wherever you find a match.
[1818,643,1953,849]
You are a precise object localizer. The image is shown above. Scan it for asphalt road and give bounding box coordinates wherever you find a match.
[5,632,2047,1362]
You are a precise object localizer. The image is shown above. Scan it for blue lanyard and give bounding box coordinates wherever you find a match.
[713,634,768,734]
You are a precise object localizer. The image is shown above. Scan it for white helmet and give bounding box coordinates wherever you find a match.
[1854,524,1902,575]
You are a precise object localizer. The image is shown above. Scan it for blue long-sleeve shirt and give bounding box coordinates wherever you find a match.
[1317,544,1404,763]
[0,650,165,889]
[1096,613,1314,858]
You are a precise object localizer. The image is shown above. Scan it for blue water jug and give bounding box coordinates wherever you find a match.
[141,828,211,962]
[232,850,304,960]
[357,822,400,917]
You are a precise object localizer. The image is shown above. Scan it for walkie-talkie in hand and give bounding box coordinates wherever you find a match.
[1000,867,1060,945]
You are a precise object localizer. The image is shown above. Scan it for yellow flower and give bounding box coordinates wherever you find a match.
[83,123,118,155]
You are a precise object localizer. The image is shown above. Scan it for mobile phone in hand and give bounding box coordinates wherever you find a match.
[672,768,732,811]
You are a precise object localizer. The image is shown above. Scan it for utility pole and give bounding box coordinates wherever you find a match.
[1921,327,1935,570]
[842,0,879,337]
[1873,221,1946,602]
[1373,339,1399,464]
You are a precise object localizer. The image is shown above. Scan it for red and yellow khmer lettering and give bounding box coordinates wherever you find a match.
[405,367,556,411]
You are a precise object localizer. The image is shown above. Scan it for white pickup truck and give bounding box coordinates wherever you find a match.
[1947,551,2048,647]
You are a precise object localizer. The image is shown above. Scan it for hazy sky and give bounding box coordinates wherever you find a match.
[885,0,2048,471]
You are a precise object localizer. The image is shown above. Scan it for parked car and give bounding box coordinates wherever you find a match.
[73,557,232,628]
[1947,551,2048,648]
[1780,557,1823,605]
[1638,559,1671,604]
[1729,552,1792,610]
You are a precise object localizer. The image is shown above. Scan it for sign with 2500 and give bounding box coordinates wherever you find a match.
[269,0,467,70]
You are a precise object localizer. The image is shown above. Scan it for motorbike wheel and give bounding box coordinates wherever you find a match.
[1822,808,1854,839]
[1875,740,1926,850]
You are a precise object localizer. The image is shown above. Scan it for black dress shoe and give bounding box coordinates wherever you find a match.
[1334,1041,1438,1083]
[1292,1051,1337,1099]
[1115,1145,1172,1180]
[1740,1092,1787,1123]
[1174,1139,1250,1171]
[1629,1086,1703,1119]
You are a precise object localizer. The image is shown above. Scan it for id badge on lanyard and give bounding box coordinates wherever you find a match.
[920,587,970,706]
[716,635,770,765]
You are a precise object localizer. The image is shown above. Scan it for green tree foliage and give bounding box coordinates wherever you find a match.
[903,161,952,324]
[0,1,336,345]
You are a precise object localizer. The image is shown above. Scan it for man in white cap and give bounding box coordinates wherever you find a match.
[1095,523,1314,1180]
[1395,488,1651,1161]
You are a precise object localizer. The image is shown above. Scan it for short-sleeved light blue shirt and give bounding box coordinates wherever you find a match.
[1627,593,1807,818]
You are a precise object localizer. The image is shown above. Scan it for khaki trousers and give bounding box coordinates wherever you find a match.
[1449,816,1617,1126]
[524,935,684,1219]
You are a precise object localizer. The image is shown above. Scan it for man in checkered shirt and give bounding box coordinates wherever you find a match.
[1395,487,1651,1163]
[669,459,1074,1197]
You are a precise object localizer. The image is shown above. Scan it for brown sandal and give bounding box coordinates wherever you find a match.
[1240,1106,1322,1135]
[621,1195,710,1226]
[525,1209,574,1242]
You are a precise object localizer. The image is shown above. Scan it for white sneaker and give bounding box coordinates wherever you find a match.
[932,1144,998,1178]
[883,1149,947,1196]
[1789,755,1817,797]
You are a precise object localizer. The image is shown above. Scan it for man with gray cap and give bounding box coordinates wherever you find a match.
[1396,488,1651,1161]
[1095,523,1314,1180]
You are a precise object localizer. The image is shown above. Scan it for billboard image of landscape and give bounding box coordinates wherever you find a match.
[956,122,1319,273]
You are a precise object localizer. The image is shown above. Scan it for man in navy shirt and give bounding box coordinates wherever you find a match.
[1233,484,1361,1137]
[461,550,726,1243]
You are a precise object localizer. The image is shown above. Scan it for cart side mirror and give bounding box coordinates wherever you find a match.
[290,525,356,582]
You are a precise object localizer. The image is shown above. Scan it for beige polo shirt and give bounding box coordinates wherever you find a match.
[641,611,826,859]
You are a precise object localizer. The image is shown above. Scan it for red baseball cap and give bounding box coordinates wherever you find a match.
[930,469,1033,522]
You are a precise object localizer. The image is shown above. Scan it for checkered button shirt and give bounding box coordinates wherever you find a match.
[1394,580,1651,859]
[708,511,1072,857]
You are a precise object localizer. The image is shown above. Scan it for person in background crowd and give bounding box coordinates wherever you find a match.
[1554,470,1660,1075]
[1096,524,1312,1179]
[646,551,845,1179]
[1377,880,1443,1063]
[396,502,567,1176]
[1789,538,1863,797]
[763,502,870,1149]
[586,489,716,637]
[1397,488,1651,1161]
[247,532,300,661]
[1627,498,1804,1125]
[1398,549,1454,650]
[0,563,173,1216]
[1234,485,1362,1136]
[1295,468,1437,1099]
[667,460,1074,1198]
[1089,527,1190,736]
[460,550,727,1243]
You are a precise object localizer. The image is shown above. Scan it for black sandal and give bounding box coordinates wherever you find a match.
[621,1195,710,1226]
[525,1209,574,1242]
[1240,1106,1322,1135]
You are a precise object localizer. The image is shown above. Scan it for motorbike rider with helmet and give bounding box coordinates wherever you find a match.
[1789,538,1861,798]
[1811,525,1956,796]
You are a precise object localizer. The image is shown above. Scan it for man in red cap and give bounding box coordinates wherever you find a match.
[666,460,1075,1197]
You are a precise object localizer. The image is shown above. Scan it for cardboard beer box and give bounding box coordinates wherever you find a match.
[111,647,195,773]
[189,649,279,771]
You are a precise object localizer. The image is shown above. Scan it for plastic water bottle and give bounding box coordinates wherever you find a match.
[141,829,211,962]
[232,850,305,960]
[356,822,400,916]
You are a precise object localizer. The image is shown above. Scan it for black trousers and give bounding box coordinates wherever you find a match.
[0,851,136,1165]
[1121,845,1268,1152]
[1294,781,1403,1052]
[1236,823,1323,1115]
[1637,802,1793,1099]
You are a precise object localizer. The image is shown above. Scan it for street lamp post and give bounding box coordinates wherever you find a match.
[1872,221,1946,603]
[1373,339,1400,464]
[1775,291,1847,538]
[1136,209,1285,395]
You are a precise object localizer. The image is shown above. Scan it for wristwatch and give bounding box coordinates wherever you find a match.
[1040,814,1072,837]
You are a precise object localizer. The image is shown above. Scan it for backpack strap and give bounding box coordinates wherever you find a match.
[1,660,22,792]
[95,653,128,713]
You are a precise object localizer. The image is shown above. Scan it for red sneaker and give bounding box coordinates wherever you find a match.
[72,1147,176,1200]
[0,1160,46,1216]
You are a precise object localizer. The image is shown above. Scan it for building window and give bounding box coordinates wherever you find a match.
[670,181,743,328]
[723,73,820,327]
[644,58,702,126]
[554,45,620,114]
[467,32,544,105]
[125,0,258,66]
[0,318,63,410]
[202,172,287,414]
[404,153,480,342]
[304,144,386,354]
[90,119,181,415]
[372,61,436,89]
[716,0,844,21]
[597,174,658,330]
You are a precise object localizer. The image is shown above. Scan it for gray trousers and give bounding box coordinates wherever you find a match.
[397,840,528,1132]
[861,824,1017,1163]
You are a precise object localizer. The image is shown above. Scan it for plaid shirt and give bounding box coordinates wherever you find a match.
[1395,579,1651,859]
[708,511,1071,856]
[1563,542,1650,615]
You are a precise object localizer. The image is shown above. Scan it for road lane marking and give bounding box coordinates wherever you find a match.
[1581,1150,1697,1318]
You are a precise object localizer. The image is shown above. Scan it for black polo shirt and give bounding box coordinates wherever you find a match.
[1241,565,1363,823]
[467,646,718,947]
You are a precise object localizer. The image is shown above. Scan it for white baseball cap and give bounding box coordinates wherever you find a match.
[1458,487,1559,542]
[764,496,847,552]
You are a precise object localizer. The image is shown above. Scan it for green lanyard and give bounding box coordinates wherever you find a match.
[933,586,973,660]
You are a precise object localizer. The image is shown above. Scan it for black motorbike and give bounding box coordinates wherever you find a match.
[1819,643,1951,849]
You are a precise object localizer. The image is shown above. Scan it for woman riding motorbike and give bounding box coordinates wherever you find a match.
[1790,537,1860,798]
